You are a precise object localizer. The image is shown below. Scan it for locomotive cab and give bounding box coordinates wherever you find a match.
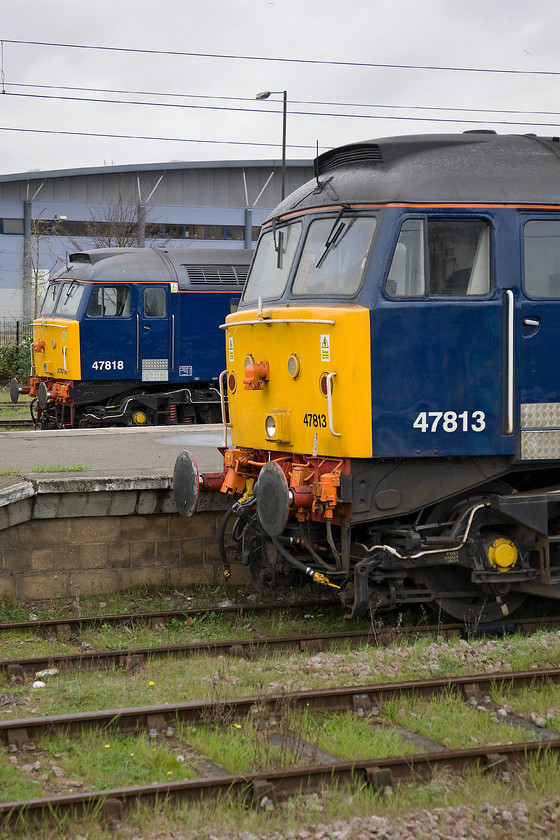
[174,133,560,624]
[13,247,251,428]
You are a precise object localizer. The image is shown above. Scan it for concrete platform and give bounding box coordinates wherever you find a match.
[0,424,226,479]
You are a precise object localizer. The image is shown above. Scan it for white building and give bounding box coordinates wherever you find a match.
[0,158,313,320]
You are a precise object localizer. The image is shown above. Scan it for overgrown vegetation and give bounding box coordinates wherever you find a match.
[0,337,32,385]
[3,585,560,838]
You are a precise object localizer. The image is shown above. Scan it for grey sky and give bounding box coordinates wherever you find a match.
[0,0,559,175]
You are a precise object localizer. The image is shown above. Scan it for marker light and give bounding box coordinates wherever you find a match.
[319,373,329,397]
[287,353,301,379]
[228,372,237,393]
[265,415,277,437]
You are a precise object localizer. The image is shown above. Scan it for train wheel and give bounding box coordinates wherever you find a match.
[420,482,526,624]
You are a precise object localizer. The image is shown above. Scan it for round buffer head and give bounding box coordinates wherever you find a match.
[9,378,19,404]
[173,450,200,519]
[255,460,290,538]
[37,381,49,411]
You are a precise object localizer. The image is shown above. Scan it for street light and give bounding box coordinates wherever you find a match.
[255,90,287,200]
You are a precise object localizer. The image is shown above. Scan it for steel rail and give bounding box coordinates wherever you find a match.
[0,598,341,632]
[4,603,560,636]
[1,738,559,824]
[0,418,34,429]
[2,666,560,745]
[4,613,560,676]
[2,626,463,675]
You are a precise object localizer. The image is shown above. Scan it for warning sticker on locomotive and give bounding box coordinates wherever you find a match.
[320,334,331,362]
[228,337,234,362]
[179,365,193,376]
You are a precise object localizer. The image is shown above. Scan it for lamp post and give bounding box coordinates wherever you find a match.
[255,90,287,200]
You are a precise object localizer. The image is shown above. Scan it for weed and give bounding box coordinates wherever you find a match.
[30,463,90,473]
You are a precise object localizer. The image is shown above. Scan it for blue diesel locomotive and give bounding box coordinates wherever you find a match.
[12,247,252,428]
[174,131,560,623]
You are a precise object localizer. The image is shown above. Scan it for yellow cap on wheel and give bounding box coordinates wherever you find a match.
[488,538,517,571]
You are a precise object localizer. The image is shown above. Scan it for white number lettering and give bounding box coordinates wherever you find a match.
[443,411,458,432]
[413,412,428,433]
[413,410,486,433]
[428,411,442,432]
[471,410,486,432]
[91,360,125,371]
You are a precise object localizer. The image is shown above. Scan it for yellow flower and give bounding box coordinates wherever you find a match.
[233,723,242,729]
[149,681,155,686]
[104,744,110,749]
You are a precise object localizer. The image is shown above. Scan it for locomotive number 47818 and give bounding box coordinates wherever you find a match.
[412,410,486,433]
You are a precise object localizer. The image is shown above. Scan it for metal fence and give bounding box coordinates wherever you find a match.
[0,319,33,347]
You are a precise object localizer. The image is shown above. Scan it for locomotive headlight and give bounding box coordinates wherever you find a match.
[264,409,292,443]
[287,353,301,379]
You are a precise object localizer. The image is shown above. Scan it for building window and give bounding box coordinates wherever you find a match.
[225,226,244,240]
[185,225,204,239]
[1,219,24,234]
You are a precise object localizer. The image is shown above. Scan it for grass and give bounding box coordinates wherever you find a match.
[39,730,198,791]
[0,753,43,803]
[29,463,90,473]
[4,585,560,837]
[0,463,91,475]
[382,689,527,748]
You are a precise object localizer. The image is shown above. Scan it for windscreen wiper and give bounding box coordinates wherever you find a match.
[316,205,348,268]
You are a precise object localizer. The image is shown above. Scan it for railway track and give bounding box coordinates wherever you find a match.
[2,606,560,676]
[0,417,34,429]
[2,666,560,825]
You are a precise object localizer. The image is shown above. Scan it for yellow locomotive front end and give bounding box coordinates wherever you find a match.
[32,316,81,382]
[224,303,372,458]
[213,209,377,538]
[12,280,84,425]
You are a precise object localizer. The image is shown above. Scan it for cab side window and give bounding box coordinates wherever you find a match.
[87,286,130,317]
[386,218,491,297]
[524,220,560,297]
[144,286,166,317]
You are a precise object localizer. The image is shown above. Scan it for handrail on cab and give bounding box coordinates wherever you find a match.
[326,372,341,437]
[219,369,231,448]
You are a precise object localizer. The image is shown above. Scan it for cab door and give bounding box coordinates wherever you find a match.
[370,214,512,459]
[518,217,560,461]
[138,284,171,383]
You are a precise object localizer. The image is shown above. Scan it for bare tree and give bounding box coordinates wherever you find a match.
[67,177,165,250]
[24,212,66,318]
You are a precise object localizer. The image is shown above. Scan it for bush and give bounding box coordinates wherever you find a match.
[0,336,33,385]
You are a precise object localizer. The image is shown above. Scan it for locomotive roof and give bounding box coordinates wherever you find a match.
[271,132,560,217]
[52,247,253,289]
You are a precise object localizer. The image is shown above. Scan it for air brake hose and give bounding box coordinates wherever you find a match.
[218,495,257,578]
[271,536,340,589]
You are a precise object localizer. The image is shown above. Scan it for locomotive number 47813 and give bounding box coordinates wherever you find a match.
[413,411,486,433]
